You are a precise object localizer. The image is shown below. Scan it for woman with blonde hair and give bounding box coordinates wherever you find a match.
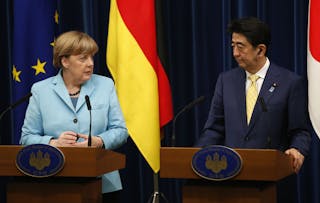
[21,31,128,202]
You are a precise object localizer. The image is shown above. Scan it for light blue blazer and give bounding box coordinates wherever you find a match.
[20,71,129,193]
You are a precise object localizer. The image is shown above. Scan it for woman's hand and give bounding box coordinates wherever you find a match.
[73,133,104,148]
[49,131,78,147]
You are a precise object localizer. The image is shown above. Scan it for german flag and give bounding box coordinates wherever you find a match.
[106,0,173,172]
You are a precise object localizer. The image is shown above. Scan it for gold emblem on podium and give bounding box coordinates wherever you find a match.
[29,150,51,170]
[205,152,227,173]
[16,144,65,178]
[192,145,242,181]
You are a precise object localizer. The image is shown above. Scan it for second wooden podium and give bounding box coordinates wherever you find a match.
[160,147,294,203]
[0,146,125,203]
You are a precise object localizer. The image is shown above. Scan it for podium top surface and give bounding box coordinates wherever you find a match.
[160,147,294,181]
[0,145,125,177]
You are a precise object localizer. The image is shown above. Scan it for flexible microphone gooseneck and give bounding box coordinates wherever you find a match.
[259,96,272,147]
[85,95,92,147]
[171,96,206,147]
[259,97,268,112]
[0,93,32,121]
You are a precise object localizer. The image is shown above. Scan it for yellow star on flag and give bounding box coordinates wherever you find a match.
[50,38,55,47]
[54,10,59,24]
[32,58,47,75]
[12,65,22,82]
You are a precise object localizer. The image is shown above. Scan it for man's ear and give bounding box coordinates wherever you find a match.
[257,44,266,56]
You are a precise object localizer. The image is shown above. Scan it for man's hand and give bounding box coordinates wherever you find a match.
[285,148,304,173]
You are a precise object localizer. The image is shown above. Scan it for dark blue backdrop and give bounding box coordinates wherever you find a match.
[1,0,319,202]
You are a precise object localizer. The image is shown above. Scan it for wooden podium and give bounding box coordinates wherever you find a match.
[160,147,294,203]
[0,145,125,203]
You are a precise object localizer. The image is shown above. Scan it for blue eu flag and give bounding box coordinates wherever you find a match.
[12,0,59,144]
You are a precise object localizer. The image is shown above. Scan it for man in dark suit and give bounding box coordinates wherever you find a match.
[195,17,311,174]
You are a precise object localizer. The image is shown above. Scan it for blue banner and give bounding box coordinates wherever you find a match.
[12,0,59,144]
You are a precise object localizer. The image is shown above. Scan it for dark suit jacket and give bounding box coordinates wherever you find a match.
[195,63,311,155]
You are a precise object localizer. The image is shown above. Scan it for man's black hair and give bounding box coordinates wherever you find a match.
[227,17,271,48]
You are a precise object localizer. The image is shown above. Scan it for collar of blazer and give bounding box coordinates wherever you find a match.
[51,70,95,112]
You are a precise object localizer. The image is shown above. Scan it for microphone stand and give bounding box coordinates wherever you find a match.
[171,96,205,147]
[85,95,92,147]
[170,110,182,147]
[0,93,32,144]
[0,109,10,121]
[88,109,92,147]
[0,93,32,121]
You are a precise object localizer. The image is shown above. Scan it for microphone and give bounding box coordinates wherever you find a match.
[85,95,92,147]
[259,97,271,147]
[259,97,268,112]
[0,93,32,120]
[171,96,205,146]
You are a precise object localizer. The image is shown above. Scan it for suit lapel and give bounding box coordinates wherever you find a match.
[75,79,94,112]
[246,64,280,132]
[259,65,280,105]
[52,71,75,111]
[234,69,248,131]
[51,70,95,112]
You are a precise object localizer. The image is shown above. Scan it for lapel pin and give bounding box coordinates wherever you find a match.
[269,82,277,92]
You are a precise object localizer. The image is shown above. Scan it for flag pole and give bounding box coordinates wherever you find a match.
[147,129,169,203]
[147,172,169,203]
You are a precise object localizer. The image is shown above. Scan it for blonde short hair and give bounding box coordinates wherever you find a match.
[53,31,98,68]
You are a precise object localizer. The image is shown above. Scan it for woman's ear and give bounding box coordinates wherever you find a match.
[61,56,69,68]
